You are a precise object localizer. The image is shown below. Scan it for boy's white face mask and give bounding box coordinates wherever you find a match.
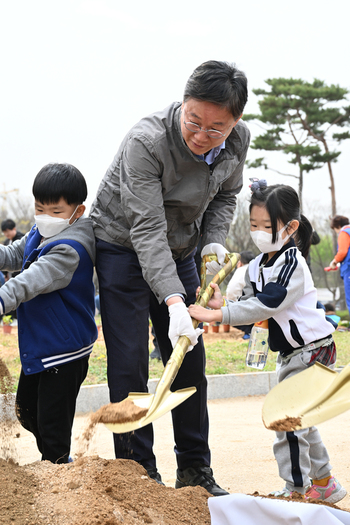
[250,222,291,253]
[34,206,79,238]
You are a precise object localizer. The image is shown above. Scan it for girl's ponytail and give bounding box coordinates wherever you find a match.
[295,214,313,259]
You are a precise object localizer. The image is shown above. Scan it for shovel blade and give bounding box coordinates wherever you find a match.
[104,387,196,433]
[262,362,339,430]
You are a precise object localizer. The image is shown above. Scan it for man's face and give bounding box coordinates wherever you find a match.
[2,228,16,240]
[180,99,241,155]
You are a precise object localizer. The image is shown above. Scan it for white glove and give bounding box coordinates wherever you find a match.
[168,302,204,351]
[201,243,229,275]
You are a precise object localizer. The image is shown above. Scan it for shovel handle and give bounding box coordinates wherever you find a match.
[178,252,240,353]
[195,252,240,327]
[137,252,240,420]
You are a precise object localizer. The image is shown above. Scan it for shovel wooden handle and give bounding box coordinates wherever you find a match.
[105,253,241,432]
[148,252,240,418]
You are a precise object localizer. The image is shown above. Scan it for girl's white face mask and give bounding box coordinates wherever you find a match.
[35,206,79,238]
[250,223,291,253]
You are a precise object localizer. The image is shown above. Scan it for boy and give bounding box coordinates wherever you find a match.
[0,163,97,463]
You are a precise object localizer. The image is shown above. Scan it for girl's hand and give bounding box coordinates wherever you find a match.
[206,283,224,309]
[188,304,223,323]
[195,283,224,309]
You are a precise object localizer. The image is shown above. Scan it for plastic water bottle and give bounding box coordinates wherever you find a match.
[245,320,269,370]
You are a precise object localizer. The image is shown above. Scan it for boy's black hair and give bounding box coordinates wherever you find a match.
[250,184,313,259]
[32,163,87,205]
[1,219,16,231]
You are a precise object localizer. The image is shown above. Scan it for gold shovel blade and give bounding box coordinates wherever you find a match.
[104,387,196,433]
[263,362,350,430]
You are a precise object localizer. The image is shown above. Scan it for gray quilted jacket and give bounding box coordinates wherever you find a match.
[90,102,250,303]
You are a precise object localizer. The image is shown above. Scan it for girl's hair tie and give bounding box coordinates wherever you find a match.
[249,177,267,193]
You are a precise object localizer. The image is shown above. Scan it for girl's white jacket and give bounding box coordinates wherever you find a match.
[221,240,334,357]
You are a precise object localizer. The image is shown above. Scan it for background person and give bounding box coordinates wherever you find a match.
[1,218,24,249]
[1,219,25,320]
[329,215,350,317]
[90,60,250,495]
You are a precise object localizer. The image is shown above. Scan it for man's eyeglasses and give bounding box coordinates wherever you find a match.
[183,116,231,139]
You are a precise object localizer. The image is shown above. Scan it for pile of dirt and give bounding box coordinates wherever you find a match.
[0,357,211,524]
[1,456,211,525]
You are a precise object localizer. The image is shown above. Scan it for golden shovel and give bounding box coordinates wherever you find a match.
[104,252,240,434]
[262,362,350,431]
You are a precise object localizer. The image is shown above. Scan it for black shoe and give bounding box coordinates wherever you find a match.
[146,467,165,486]
[175,463,229,496]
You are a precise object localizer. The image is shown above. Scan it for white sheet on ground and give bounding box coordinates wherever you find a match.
[208,494,350,525]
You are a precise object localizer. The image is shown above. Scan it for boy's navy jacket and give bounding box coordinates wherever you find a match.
[221,240,335,357]
[0,217,97,374]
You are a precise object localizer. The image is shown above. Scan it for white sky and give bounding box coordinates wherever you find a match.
[1,0,349,218]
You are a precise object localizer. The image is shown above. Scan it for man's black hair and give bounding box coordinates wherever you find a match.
[32,163,87,205]
[1,219,16,231]
[183,60,248,119]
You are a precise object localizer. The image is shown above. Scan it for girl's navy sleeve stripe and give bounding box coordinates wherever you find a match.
[256,282,287,308]
[277,248,298,288]
[0,297,4,315]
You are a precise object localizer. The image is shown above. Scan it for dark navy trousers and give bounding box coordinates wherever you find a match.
[96,239,210,471]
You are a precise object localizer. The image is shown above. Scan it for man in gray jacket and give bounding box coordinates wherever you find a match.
[90,60,250,495]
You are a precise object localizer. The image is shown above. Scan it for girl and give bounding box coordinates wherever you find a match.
[189,183,346,503]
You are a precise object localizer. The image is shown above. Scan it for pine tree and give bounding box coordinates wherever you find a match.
[245,78,350,215]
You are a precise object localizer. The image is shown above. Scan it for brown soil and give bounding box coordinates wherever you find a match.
[15,457,211,525]
[92,400,148,425]
[250,490,344,509]
[2,331,350,524]
[0,357,211,524]
[267,416,302,431]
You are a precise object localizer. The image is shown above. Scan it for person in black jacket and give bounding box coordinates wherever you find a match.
[1,219,24,319]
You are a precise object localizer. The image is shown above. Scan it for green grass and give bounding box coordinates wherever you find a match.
[85,328,350,384]
[1,321,350,393]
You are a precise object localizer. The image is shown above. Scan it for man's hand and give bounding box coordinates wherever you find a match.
[168,302,203,351]
[201,243,228,274]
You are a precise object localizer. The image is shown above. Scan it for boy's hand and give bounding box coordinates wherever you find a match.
[188,304,223,323]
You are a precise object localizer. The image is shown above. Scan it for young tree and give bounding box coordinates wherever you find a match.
[245,78,350,216]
